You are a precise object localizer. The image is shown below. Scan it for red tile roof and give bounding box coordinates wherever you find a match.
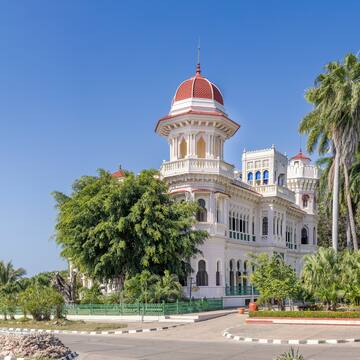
[291,151,311,161]
[173,64,224,105]
[112,169,125,178]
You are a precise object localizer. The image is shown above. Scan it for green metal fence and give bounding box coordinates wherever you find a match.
[64,298,223,316]
[225,286,259,296]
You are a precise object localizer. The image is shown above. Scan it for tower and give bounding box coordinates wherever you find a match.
[155,63,240,180]
[287,151,319,214]
[287,151,319,246]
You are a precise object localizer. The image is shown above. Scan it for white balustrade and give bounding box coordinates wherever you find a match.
[254,184,295,202]
[160,158,234,179]
[287,165,319,179]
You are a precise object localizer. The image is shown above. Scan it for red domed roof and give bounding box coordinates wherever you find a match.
[291,151,311,161]
[173,64,224,105]
[112,169,125,178]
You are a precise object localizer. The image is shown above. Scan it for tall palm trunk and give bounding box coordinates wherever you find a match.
[342,160,358,250]
[346,220,352,249]
[332,152,340,251]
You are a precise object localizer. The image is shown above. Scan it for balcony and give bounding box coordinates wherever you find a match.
[160,158,234,179]
[253,184,295,203]
[196,222,227,237]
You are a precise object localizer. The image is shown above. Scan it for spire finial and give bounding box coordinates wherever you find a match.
[196,37,201,75]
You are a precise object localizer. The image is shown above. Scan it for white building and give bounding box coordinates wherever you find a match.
[155,63,319,306]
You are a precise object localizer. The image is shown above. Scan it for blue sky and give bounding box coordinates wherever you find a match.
[0,0,359,276]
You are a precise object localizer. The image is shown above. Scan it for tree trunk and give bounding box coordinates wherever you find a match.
[332,152,340,251]
[346,220,352,250]
[342,160,358,250]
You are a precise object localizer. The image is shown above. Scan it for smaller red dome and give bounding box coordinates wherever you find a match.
[291,151,311,161]
[112,169,125,178]
[174,64,224,105]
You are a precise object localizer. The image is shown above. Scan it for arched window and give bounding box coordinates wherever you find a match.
[179,138,187,159]
[196,260,208,286]
[229,259,235,287]
[236,260,242,287]
[196,136,206,158]
[216,260,221,286]
[278,173,285,186]
[313,227,316,245]
[247,172,253,184]
[302,194,310,208]
[196,199,207,222]
[262,216,268,236]
[301,227,309,245]
[263,170,269,185]
[243,261,248,287]
[255,171,261,185]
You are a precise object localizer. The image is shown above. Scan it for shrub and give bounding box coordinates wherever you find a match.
[249,253,300,310]
[276,348,304,360]
[0,292,17,320]
[19,285,64,321]
[79,284,104,304]
[122,270,182,303]
[102,291,122,304]
[249,310,360,318]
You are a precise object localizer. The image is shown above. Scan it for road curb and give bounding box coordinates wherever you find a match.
[222,328,360,345]
[0,323,184,337]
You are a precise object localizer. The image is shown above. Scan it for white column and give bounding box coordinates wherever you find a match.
[206,133,211,158]
[224,198,229,232]
[268,205,274,244]
[187,134,191,157]
[209,192,215,224]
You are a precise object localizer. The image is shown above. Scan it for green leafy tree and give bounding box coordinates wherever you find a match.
[122,270,182,303]
[341,250,360,306]
[299,53,360,250]
[19,285,64,321]
[53,169,207,284]
[29,271,68,287]
[0,292,18,320]
[79,284,104,304]
[302,248,344,310]
[316,156,349,249]
[250,254,299,310]
[0,260,26,287]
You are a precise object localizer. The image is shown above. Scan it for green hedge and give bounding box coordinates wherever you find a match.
[249,310,360,319]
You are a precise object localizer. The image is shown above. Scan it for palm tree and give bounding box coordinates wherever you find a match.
[300,53,360,250]
[302,248,343,310]
[0,260,26,287]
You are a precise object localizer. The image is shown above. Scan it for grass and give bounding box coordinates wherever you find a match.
[249,310,360,319]
[0,317,127,331]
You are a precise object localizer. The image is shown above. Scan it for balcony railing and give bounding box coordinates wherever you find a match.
[253,184,295,203]
[225,285,259,296]
[160,158,234,179]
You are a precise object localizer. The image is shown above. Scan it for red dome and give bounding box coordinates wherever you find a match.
[173,64,224,105]
[291,151,311,161]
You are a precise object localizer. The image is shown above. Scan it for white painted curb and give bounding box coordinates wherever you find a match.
[0,323,184,337]
[222,328,360,345]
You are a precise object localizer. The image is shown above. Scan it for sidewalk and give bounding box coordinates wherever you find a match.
[224,322,360,345]
[66,309,236,323]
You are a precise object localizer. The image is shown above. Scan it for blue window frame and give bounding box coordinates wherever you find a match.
[263,170,269,185]
[255,171,261,184]
[247,172,253,183]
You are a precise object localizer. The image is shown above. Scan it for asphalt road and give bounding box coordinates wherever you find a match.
[59,333,360,360]
[58,314,360,360]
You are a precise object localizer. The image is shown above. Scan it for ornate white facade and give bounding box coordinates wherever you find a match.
[155,63,319,306]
